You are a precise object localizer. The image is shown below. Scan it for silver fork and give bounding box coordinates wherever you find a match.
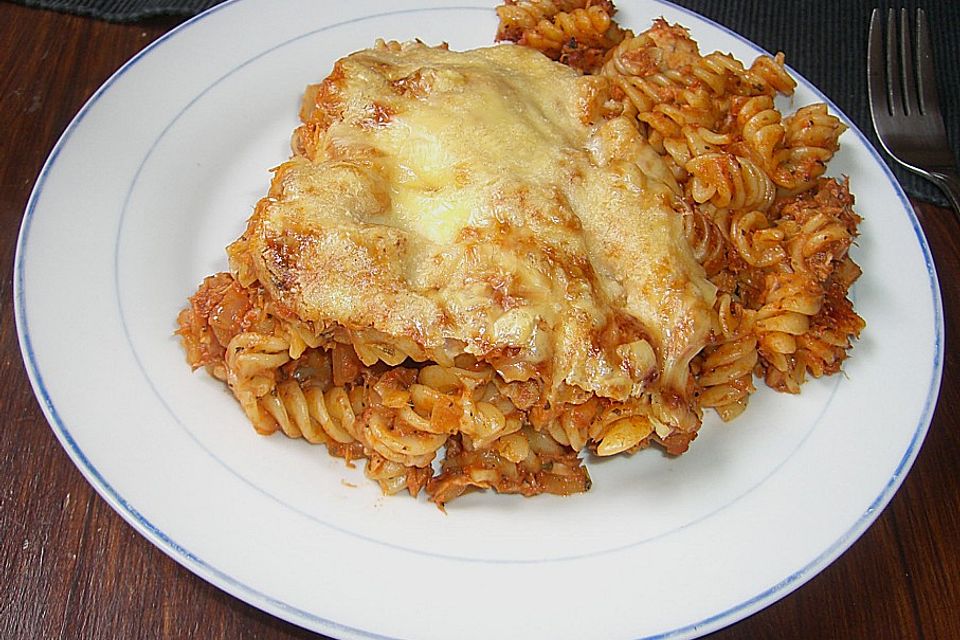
[868,8,960,216]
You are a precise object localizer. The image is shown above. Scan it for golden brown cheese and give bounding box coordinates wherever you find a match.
[228,42,716,423]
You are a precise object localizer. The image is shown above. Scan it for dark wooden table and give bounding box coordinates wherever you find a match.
[1,3,958,639]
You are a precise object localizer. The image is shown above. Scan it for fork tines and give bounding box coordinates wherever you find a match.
[868,7,960,213]
[869,8,938,119]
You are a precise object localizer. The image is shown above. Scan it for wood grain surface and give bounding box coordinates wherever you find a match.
[1,3,958,638]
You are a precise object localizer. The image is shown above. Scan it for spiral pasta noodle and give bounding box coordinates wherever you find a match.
[495,0,629,72]
[696,295,758,421]
[775,104,847,191]
[685,153,777,212]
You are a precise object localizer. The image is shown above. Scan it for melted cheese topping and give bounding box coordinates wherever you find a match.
[229,42,716,413]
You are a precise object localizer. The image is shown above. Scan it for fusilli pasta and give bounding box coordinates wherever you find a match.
[499,6,861,420]
[178,6,865,505]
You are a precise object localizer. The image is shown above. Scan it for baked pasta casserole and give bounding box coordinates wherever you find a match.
[177,2,864,506]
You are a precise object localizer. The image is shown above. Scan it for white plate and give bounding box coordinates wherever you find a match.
[15,1,943,638]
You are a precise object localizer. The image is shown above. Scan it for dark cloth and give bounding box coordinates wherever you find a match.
[12,0,959,205]
[10,0,220,21]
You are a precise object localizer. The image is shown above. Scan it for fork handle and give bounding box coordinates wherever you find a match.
[930,170,960,221]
